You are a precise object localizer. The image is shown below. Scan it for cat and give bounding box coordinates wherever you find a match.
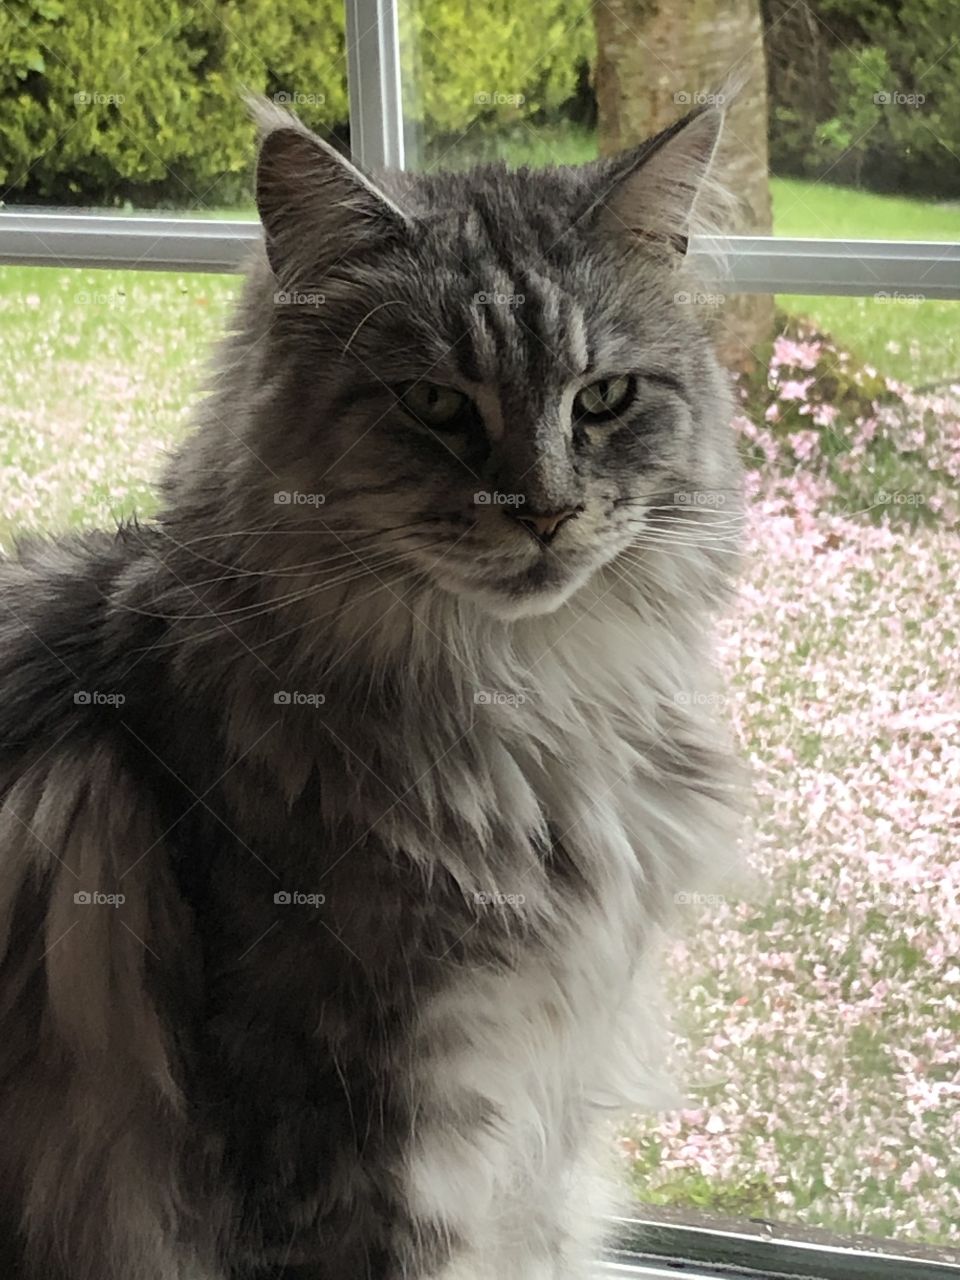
[0,97,744,1279]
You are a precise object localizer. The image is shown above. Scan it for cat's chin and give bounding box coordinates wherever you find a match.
[436,568,594,621]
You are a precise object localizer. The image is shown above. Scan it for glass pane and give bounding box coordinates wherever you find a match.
[622,293,960,1247]
[4,247,957,1249]
[399,0,960,242]
[4,0,960,1257]
[399,0,597,170]
[764,1,960,239]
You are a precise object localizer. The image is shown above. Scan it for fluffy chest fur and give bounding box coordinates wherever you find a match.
[381,598,739,1272]
[174,576,742,1274]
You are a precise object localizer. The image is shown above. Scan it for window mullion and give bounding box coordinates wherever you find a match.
[344,0,405,170]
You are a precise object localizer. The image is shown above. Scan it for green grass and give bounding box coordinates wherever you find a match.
[0,264,236,384]
[420,122,599,171]
[771,177,960,242]
[774,292,959,386]
[0,265,237,543]
[770,177,960,385]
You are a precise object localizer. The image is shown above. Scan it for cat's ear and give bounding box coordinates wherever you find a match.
[249,98,410,285]
[585,102,728,258]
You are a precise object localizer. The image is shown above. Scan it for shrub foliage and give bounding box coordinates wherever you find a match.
[763,0,960,197]
[0,0,591,206]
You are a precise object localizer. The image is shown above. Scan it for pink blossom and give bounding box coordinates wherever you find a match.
[779,377,816,403]
[773,334,822,371]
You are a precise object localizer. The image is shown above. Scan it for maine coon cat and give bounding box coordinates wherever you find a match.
[0,97,744,1279]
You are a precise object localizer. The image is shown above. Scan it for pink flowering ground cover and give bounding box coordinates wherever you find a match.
[626,327,960,1245]
[1,269,958,1245]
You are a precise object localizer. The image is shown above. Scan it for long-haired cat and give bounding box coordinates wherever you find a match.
[0,98,744,1279]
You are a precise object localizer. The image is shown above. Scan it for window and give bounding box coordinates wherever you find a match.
[2,1,958,1275]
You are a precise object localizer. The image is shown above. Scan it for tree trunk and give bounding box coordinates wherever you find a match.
[593,0,774,372]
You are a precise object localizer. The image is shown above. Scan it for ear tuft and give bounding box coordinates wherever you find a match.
[241,89,313,142]
[246,93,410,287]
[243,90,313,142]
[588,90,736,260]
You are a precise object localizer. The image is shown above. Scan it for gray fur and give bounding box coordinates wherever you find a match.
[0,101,744,1279]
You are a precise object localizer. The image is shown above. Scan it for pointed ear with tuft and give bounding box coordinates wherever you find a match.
[252,102,411,287]
[587,104,727,259]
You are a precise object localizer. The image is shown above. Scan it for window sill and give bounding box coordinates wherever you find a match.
[603,1214,960,1280]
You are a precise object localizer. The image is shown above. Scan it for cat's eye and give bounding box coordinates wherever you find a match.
[574,375,635,422]
[399,382,472,430]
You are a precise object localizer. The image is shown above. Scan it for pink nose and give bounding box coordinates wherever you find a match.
[513,508,580,545]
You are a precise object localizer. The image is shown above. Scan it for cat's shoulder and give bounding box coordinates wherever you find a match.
[0,524,143,624]
[0,525,160,754]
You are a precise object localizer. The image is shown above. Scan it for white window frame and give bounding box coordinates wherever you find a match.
[1,209,959,299]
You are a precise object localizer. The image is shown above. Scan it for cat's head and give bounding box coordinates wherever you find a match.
[213,102,740,622]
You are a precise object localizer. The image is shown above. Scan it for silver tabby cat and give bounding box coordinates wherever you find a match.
[0,98,744,1279]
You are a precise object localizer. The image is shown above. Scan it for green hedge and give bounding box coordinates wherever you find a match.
[0,0,592,207]
[764,0,960,198]
[0,0,347,205]
[398,0,591,134]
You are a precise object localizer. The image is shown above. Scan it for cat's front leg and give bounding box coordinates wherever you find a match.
[417,1151,603,1280]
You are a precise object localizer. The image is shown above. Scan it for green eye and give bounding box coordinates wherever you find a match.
[574,374,635,422]
[399,382,471,429]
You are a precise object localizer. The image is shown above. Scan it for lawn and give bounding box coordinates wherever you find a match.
[0,266,236,545]
[771,177,960,242]
[771,177,960,387]
[1,153,958,1247]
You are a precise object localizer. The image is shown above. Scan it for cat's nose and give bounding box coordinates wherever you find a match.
[511,507,582,546]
